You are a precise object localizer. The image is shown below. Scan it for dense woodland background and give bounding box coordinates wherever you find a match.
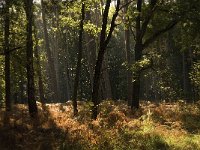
[0,0,200,149]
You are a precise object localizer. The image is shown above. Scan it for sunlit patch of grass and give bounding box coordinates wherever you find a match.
[164,134,200,150]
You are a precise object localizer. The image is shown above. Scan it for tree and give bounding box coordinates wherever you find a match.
[124,0,132,105]
[131,0,179,109]
[72,1,85,116]
[4,0,11,111]
[92,0,120,119]
[24,0,38,117]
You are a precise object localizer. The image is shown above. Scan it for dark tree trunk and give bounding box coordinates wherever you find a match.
[62,31,71,101]
[24,0,38,117]
[131,0,142,109]
[132,43,142,109]
[92,0,120,119]
[92,47,106,119]
[92,0,111,120]
[130,0,178,108]
[72,2,85,116]
[124,0,132,106]
[41,0,59,101]
[4,1,11,111]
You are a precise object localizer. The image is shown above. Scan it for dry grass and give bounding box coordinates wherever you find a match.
[0,100,200,150]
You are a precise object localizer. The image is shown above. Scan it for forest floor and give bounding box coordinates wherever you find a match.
[0,100,200,150]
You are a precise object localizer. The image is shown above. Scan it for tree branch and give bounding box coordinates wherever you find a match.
[130,26,136,41]
[0,46,22,55]
[100,0,112,46]
[119,0,133,11]
[140,2,158,40]
[143,19,178,49]
[105,0,120,46]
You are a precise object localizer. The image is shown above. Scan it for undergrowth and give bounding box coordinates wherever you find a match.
[0,100,200,150]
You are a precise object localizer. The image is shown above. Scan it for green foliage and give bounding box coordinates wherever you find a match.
[131,57,151,79]
[190,62,200,92]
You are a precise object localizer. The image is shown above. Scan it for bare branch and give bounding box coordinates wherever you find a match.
[0,46,23,55]
[143,19,178,49]
[119,0,133,11]
[140,2,158,40]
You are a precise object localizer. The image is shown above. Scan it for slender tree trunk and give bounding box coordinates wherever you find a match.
[72,2,85,116]
[101,55,112,99]
[132,43,142,109]
[85,11,96,90]
[41,0,59,101]
[4,1,11,111]
[34,31,45,103]
[92,0,120,119]
[182,50,192,102]
[124,0,132,105]
[131,0,142,109]
[24,0,38,117]
[62,30,71,101]
[92,0,111,119]
[52,3,61,102]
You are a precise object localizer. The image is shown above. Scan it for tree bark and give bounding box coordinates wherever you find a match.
[4,1,11,111]
[72,2,85,116]
[92,0,120,119]
[131,0,142,109]
[182,50,192,102]
[62,30,71,101]
[24,0,38,117]
[52,2,61,102]
[124,0,132,106]
[101,55,112,99]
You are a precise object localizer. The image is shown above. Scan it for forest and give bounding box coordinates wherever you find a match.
[0,0,200,149]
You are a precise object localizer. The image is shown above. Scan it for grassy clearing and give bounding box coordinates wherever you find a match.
[0,100,200,150]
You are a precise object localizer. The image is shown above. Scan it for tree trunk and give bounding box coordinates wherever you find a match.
[131,0,142,109]
[124,0,132,105]
[24,0,38,117]
[41,0,59,101]
[92,0,111,119]
[92,0,120,119]
[101,55,112,99]
[131,0,177,107]
[182,50,192,102]
[62,30,71,101]
[132,43,142,109]
[88,3,112,100]
[52,3,61,102]
[72,2,85,116]
[4,1,11,111]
